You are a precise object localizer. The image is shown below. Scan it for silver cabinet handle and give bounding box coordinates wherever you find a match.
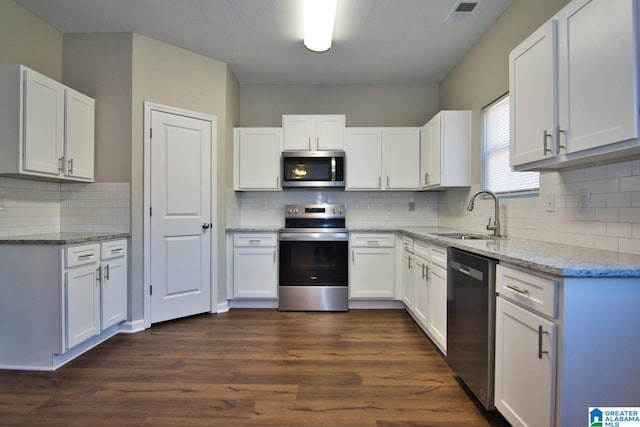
[367,240,379,245]
[538,325,549,359]
[352,249,355,262]
[378,176,381,188]
[273,249,276,263]
[308,137,311,150]
[543,130,552,155]
[78,253,94,260]
[407,255,411,269]
[506,284,529,296]
[386,176,390,187]
[424,173,429,185]
[248,239,261,244]
[104,264,110,281]
[58,157,64,173]
[96,267,101,282]
[111,248,123,254]
[68,158,74,174]
[556,125,566,151]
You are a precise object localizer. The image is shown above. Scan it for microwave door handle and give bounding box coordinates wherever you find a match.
[331,157,336,182]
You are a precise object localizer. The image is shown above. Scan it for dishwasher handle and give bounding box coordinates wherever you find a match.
[449,260,484,281]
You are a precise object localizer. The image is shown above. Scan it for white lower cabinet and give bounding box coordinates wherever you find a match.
[401,235,447,354]
[495,297,556,427]
[100,240,127,330]
[233,233,278,298]
[349,233,396,298]
[64,248,101,349]
[0,238,127,370]
[427,261,447,352]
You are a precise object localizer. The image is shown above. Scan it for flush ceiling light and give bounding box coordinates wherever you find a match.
[304,0,337,52]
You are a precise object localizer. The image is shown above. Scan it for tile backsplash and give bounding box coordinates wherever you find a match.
[226,189,439,229]
[229,159,639,256]
[439,160,640,255]
[0,177,129,237]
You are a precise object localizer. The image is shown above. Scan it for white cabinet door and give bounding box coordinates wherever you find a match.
[421,110,471,190]
[23,67,65,177]
[315,115,345,150]
[383,128,420,190]
[65,263,100,349]
[509,20,558,167]
[557,0,638,154]
[427,263,447,353]
[282,115,345,151]
[64,88,94,181]
[282,115,313,150]
[350,247,395,298]
[495,297,556,427]
[234,128,282,190]
[401,250,414,310]
[233,246,278,298]
[345,128,383,190]
[421,115,441,188]
[412,256,428,327]
[101,256,127,330]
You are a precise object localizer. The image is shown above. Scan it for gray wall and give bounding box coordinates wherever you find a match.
[63,33,133,183]
[0,0,62,80]
[439,0,572,183]
[240,84,439,127]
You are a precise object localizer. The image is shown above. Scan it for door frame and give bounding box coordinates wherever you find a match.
[143,102,218,329]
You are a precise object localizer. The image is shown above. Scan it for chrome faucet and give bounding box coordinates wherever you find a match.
[467,190,500,237]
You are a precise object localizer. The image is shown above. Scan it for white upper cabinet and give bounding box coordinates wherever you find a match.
[420,110,471,190]
[510,0,640,171]
[384,128,420,190]
[282,114,345,151]
[0,64,95,182]
[64,88,95,180]
[233,128,282,191]
[557,0,638,154]
[345,127,420,190]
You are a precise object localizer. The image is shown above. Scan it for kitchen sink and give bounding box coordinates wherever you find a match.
[432,232,500,240]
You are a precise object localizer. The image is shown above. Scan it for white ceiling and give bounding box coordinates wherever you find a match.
[15,0,512,85]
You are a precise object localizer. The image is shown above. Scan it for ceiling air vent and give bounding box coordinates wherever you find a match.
[446,1,479,22]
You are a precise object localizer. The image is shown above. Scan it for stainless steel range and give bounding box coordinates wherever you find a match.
[278,204,348,311]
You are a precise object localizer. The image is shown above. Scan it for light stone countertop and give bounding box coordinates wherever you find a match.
[230,226,640,278]
[0,232,130,245]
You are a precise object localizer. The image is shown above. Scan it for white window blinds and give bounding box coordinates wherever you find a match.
[483,95,539,195]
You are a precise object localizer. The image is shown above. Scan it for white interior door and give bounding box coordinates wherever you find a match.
[150,110,212,324]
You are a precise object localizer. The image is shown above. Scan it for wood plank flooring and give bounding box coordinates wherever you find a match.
[0,309,509,426]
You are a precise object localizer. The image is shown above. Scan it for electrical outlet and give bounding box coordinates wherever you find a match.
[578,189,591,209]
[409,201,415,211]
[545,193,556,212]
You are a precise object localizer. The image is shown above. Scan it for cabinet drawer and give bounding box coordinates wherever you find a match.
[234,232,277,247]
[401,235,414,253]
[350,232,395,247]
[430,245,447,268]
[496,264,558,318]
[101,239,127,260]
[65,243,99,268]
[414,239,429,259]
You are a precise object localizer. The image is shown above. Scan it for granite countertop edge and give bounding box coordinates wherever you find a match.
[0,232,131,245]
[229,226,640,278]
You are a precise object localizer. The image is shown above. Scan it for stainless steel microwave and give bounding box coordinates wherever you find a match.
[282,151,345,188]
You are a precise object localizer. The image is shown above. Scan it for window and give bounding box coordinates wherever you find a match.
[482,94,539,195]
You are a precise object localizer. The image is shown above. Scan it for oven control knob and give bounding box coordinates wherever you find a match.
[337,207,344,214]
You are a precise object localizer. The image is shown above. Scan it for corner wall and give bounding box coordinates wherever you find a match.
[437,0,640,255]
[0,0,62,80]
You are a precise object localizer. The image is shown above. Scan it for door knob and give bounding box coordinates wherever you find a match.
[201,222,211,229]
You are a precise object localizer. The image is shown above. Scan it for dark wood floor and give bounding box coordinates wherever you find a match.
[0,309,509,426]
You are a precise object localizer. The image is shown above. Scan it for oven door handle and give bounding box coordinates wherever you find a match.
[279,232,349,242]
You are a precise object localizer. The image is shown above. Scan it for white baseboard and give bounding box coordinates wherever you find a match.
[348,299,405,309]
[214,301,230,313]
[228,299,279,309]
[119,318,145,333]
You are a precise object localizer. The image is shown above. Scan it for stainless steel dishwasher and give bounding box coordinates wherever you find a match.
[447,247,497,410]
